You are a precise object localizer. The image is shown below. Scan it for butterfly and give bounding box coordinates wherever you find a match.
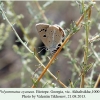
[35,23,65,54]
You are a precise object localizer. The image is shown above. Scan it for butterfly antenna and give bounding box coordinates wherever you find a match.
[37,47,46,54]
[38,46,46,49]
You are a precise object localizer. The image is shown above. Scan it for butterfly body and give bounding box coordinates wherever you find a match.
[36,23,65,53]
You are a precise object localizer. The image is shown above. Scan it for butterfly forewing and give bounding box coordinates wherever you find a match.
[35,23,50,48]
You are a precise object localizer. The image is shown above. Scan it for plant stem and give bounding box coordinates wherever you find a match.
[80,72,85,88]
[85,22,89,64]
[94,74,100,88]
[35,1,48,22]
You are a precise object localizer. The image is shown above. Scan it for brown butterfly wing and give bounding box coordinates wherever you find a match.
[35,23,51,48]
[47,25,65,47]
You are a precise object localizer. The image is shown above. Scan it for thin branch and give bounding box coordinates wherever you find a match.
[67,51,80,75]
[0,6,34,54]
[76,3,94,26]
[94,74,100,88]
[80,72,85,88]
[91,43,100,62]
[35,1,48,22]
[89,34,100,43]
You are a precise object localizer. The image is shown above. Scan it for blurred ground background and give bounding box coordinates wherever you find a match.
[0,1,100,88]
